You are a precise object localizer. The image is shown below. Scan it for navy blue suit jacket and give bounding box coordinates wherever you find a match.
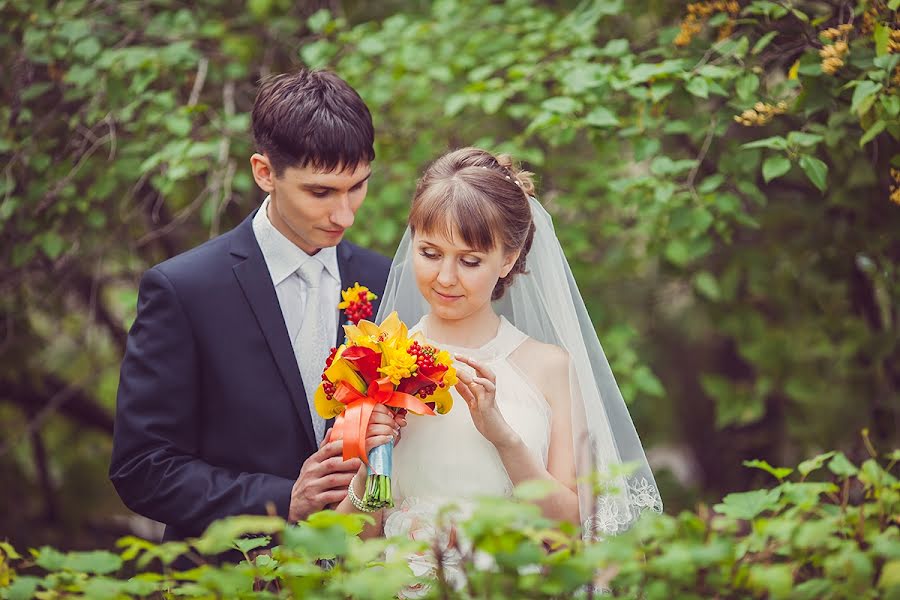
[109,211,391,541]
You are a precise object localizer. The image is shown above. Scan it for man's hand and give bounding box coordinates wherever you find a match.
[288,406,405,522]
[288,436,360,522]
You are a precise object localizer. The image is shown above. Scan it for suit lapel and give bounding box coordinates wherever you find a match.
[335,242,357,348]
[230,214,318,450]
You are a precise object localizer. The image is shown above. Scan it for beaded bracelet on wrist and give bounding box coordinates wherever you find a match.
[348,474,377,513]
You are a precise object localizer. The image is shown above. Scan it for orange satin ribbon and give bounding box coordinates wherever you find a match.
[330,377,436,464]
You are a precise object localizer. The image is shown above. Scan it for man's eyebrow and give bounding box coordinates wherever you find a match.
[301,170,373,192]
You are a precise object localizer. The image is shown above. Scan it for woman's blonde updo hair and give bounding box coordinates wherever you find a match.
[408,147,536,301]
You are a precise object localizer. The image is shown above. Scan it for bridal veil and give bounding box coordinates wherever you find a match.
[377,196,662,538]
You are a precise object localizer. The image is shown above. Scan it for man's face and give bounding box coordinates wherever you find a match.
[252,155,371,254]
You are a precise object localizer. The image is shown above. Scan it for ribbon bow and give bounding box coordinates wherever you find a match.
[331,377,436,464]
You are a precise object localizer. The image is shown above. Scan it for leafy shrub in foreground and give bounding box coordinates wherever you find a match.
[1,448,898,599]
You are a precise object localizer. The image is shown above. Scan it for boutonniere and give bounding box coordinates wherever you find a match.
[338,283,377,325]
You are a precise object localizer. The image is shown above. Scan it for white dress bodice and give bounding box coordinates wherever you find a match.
[382,315,551,590]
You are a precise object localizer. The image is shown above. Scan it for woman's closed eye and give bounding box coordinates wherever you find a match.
[419,249,480,268]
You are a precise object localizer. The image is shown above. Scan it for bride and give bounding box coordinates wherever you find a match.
[336,147,661,582]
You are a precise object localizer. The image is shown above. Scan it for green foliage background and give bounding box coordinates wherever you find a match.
[1,0,898,550]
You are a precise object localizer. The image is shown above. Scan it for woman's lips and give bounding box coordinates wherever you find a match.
[434,290,462,301]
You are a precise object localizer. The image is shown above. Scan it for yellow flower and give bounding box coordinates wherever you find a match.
[342,320,382,350]
[314,384,345,419]
[338,282,376,309]
[434,349,453,367]
[442,365,459,388]
[378,342,418,385]
[428,387,454,414]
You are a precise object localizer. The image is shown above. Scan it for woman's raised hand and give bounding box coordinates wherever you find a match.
[454,355,518,449]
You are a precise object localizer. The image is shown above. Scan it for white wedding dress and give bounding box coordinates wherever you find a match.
[383,315,551,590]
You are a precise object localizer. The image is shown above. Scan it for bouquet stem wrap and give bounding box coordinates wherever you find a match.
[364,440,393,509]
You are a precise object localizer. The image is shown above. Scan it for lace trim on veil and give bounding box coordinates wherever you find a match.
[584,476,663,538]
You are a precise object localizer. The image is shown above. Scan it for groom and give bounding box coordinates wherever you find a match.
[109,69,391,542]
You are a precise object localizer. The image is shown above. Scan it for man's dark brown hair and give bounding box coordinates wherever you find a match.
[251,69,375,176]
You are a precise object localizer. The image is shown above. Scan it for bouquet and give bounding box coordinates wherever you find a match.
[314,286,456,510]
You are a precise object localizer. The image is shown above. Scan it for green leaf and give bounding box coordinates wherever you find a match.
[64,550,123,575]
[541,96,581,115]
[879,560,900,590]
[875,22,891,57]
[444,94,468,117]
[714,488,782,520]
[192,515,284,555]
[232,536,271,555]
[762,155,791,182]
[39,232,65,259]
[735,73,759,101]
[693,271,721,301]
[749,563,794,599]
[307,9,332,33]
[860,120,886,147]
[797,451,836,477]
[798,155,828,192]
[828,452,858,477]
[752,31,778,55]
[584,106,619,127]
[0,541,21,559]
[859,458,897,489]
[787,131,823,147]
[890,0,900,9]
[882,95,900,118]
[742,136,788,150]
[851,81,882,116]
[686,77,709,99]
[743,459,793,480]
[4,576,41,600]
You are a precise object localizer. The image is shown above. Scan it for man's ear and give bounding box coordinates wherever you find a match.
[500,250,521,278]
[250,153,276,193]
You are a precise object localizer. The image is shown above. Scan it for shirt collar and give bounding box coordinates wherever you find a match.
[252,196,341,286]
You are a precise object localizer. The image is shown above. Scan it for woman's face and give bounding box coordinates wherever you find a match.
[412,226,517,322]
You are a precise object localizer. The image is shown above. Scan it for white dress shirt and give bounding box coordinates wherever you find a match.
[252,196,341,441]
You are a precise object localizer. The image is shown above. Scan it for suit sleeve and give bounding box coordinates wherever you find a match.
[109,267,294,536]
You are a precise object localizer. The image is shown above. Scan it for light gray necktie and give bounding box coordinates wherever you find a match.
[296,259,327,444]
